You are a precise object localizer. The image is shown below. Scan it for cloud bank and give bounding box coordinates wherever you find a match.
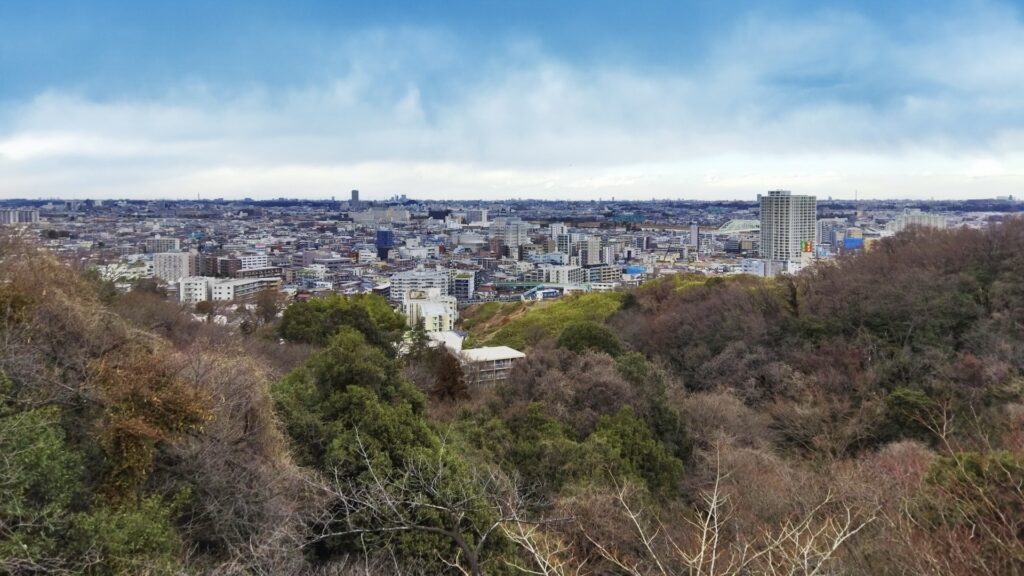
[1,4,1024,200]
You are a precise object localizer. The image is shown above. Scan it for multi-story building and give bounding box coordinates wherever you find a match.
[404,288,458,332]
[389,265,450,303]
[816,218,848,247]
[0,208,40,224]
[580,236,603,266]
[375,229,395,260]
[153,251,197,283]
[887,209,947,233]
[145,237,180,253]
[588,265,623,283]
[466,209,488,224]
[526,264,587,286]
[234,266,283,279]
[210,278,281,302]
[452,271,476,300]
[179,276,212,304]
[238,253,269,270]
[759,190,817,262]
[494,217,531,248]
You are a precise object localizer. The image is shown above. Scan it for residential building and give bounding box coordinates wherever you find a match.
[389,265,450,303]
[145,237,180,253]
[210,278,281,302]
[238,253,270,269]
[404,288,458,332]
[461,346,526,385]
[887,209,947,233]
[179,277,212,304]
[759,190,817,262]
[153,251,197,283]
[0,208,40,224]
[580,236,603,266]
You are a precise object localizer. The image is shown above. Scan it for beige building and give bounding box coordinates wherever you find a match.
[404,288,458,332]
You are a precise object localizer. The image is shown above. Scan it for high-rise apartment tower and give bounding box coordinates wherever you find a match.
[759,190,817,262]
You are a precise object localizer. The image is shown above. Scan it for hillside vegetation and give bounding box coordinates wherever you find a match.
[2,220,1024,575]
[463,291,626,349]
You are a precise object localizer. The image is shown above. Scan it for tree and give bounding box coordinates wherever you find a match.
[310,432,561,576]
[255,288,281,324]
[433,346,469,402]
[557,320,623,357]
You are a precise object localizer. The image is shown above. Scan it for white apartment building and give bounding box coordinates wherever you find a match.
[179,277,212,304]
[153,251,197,283]
[0,209,40,224]
[887,209,947,233]
[524,264,587,286]
[404,288,458,332]
[389,265,450,303]
[145,237,180,253]
[238,253,270,269]
[209,278,280,302]
[759,190,817,262]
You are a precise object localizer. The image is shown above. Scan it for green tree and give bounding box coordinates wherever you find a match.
[578,407,683,493]
[278,293,405,350]
[557,320,624,357]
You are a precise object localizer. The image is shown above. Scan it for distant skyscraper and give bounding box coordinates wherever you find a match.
[351,189,360,203]
[759,190,817,262]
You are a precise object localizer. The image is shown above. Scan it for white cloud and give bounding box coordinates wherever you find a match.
[2,10,1024,200]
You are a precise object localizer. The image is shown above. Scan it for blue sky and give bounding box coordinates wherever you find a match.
[1,0,1023,200]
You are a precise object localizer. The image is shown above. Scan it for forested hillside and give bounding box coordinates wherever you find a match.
[2,220,1023,575]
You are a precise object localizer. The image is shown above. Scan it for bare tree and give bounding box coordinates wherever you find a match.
[578,446,877,576]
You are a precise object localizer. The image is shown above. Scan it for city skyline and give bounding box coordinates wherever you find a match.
[2,1,1024,200]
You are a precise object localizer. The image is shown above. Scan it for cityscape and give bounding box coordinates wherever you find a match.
[3,1,1024,575]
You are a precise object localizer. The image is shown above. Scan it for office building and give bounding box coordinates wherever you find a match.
[452,271,476,300]
[375,229,395,259]
[759,190,817,262]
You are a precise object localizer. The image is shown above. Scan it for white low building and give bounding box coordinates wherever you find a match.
[460,346,526,385]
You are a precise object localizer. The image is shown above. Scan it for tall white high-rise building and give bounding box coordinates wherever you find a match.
[759,190,817,262]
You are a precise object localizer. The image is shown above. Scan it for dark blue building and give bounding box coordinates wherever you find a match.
[375,229,395,259]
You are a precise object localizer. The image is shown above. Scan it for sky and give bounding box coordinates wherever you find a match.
[1,0,1023,201]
